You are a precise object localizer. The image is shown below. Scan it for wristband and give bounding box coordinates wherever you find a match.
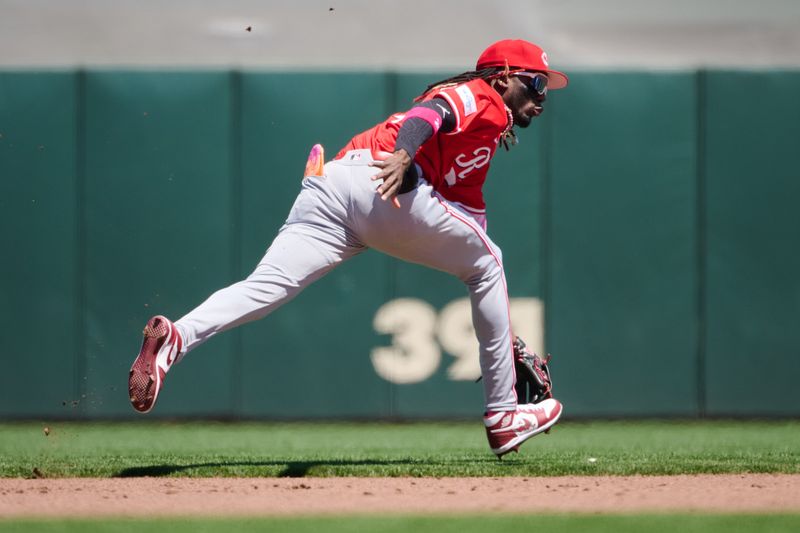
[403,106,443,135]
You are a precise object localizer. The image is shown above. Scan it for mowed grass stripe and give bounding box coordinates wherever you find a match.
[0,421,798,477]
[2,515,800,533]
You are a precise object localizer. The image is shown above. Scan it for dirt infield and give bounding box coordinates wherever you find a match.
[2,474,799,517]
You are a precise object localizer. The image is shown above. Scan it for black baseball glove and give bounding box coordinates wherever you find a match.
[513,336,553,405]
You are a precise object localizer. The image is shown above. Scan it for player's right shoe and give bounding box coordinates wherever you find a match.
[128,315,183,414]
[484,398,563,457]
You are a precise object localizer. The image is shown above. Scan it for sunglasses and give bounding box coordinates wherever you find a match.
[516,72,548,96]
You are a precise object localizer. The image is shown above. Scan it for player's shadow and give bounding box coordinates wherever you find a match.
[115,458,496,478]
[115,460,364,478]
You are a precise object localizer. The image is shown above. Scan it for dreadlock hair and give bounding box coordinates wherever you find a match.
[414,66,518,151]
[414,67,503,102]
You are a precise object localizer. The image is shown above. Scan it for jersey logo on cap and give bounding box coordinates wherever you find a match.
[541,52,549,67]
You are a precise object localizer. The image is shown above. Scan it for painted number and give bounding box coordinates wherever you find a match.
[370,298,441,384]
[370,297,544,384]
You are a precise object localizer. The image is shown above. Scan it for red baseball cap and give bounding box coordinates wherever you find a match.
[476,39,568,90]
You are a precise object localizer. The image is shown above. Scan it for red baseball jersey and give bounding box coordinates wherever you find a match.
[336,78,510,212]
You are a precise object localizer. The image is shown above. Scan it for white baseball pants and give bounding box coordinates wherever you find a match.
[175,150,517,411]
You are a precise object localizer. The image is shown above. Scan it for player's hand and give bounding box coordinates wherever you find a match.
[370,149,412,208]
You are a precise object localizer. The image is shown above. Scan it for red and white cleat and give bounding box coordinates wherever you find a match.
[484,398,563,457]
[128,315,183,413]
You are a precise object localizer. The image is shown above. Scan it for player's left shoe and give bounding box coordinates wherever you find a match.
[484,398,563,457]
[128,315,183,413]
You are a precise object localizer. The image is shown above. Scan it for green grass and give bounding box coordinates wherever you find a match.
[1,420,798,478]
[2,515,800,533]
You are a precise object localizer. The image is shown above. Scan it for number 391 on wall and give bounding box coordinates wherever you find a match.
[370,297,544,384]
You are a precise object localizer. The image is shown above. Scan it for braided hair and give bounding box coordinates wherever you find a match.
[414,67,503,102]
[414,66,518,150]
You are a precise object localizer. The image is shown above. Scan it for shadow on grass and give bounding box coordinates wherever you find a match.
[115,458,502,478]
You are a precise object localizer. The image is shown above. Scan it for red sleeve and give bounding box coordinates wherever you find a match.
[426,80,507,138]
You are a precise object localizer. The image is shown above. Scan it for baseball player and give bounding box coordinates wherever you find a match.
[129,39,568,457]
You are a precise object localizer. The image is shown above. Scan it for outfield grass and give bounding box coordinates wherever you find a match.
[2,515,800,533]
[0,420,798,478]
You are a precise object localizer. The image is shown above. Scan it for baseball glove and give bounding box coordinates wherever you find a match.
[513,336,553,404]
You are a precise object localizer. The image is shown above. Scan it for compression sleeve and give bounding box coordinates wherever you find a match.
[394,97,455,157]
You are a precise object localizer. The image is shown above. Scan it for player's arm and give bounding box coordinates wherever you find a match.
[394,98,456,156]
[371,98,455,207]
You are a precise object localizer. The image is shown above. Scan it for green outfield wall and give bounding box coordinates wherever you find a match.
[1,69,798,419]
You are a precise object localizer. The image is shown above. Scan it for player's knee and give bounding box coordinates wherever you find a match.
[463,253,504,288]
